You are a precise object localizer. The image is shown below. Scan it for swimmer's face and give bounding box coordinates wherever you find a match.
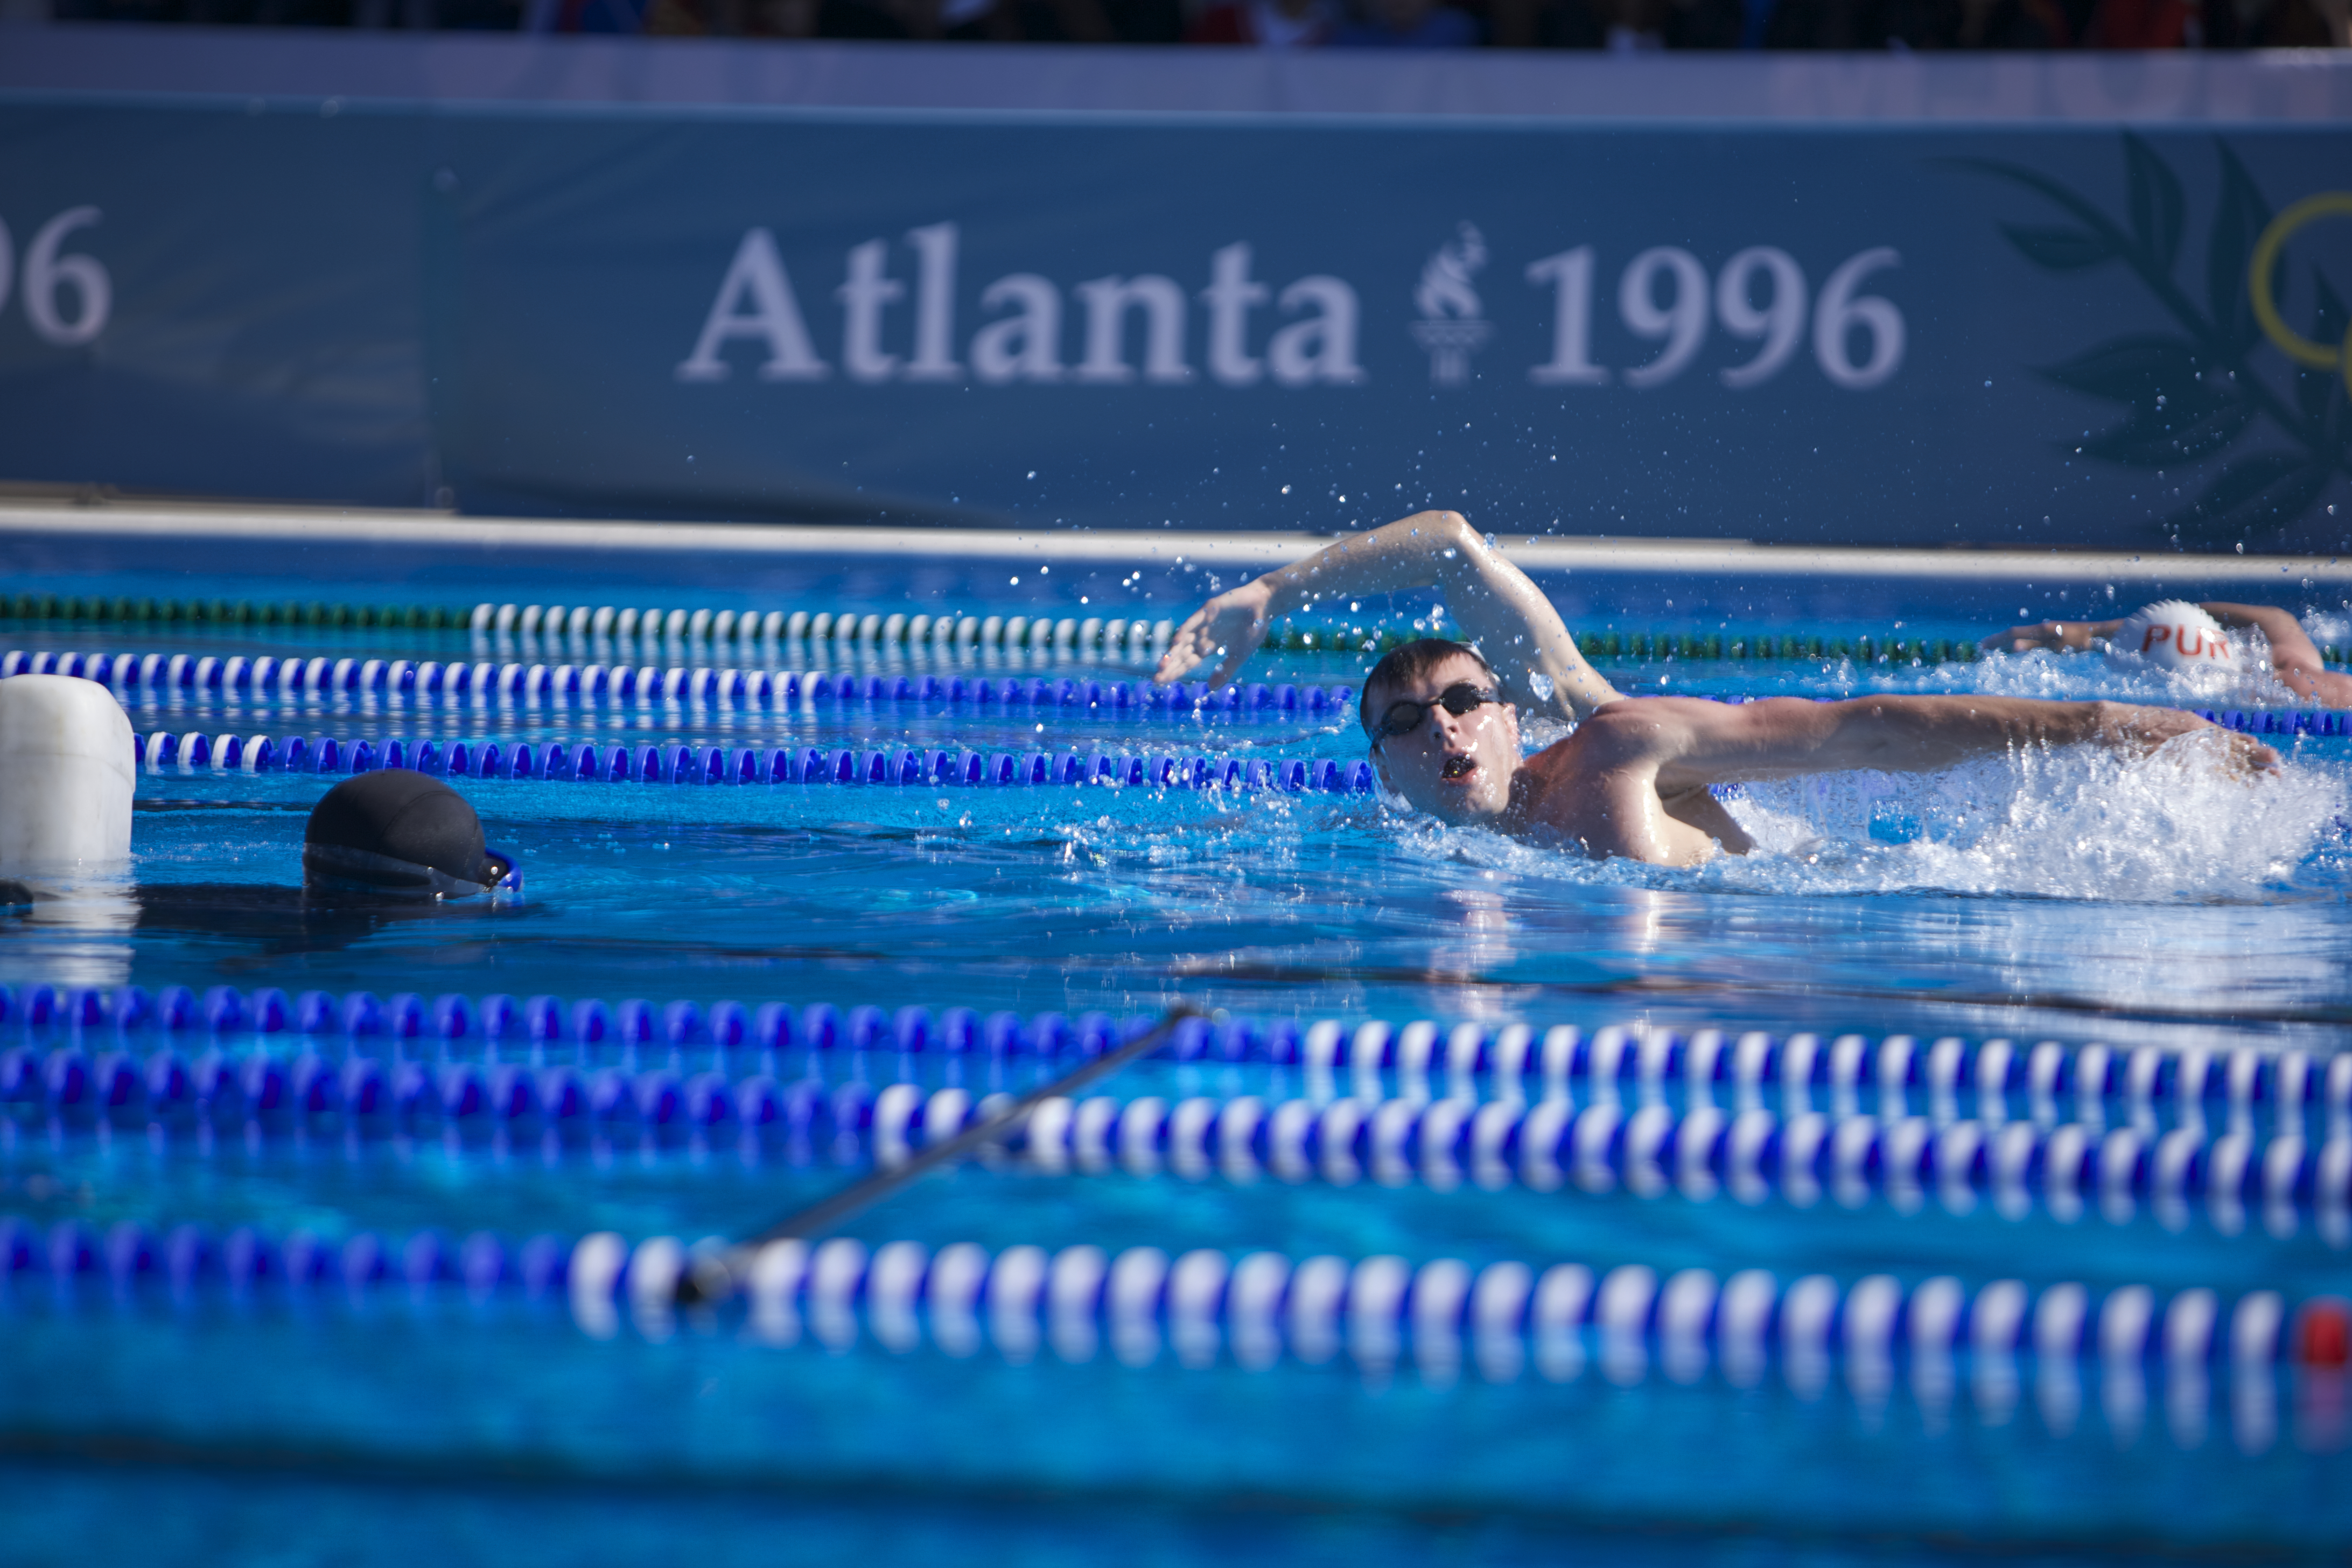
[1367,653,1521,822]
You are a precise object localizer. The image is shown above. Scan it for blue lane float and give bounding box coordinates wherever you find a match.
[131,729,1382,794]
[0,993,2339,1125]
[27,649,2352,737]
[9,1042,2344,1222]
[4,648,1354,722]
[2192,709,2351,737]
[2,1209,2329,1422]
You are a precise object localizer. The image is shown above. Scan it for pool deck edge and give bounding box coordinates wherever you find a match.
[4,500,2350,587]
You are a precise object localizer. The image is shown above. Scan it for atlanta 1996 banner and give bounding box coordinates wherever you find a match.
[0,98,2344,551]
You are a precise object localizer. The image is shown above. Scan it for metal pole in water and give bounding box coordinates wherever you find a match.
[677,1006,1199,1307]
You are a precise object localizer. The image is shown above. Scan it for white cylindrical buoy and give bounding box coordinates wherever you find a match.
[0,675,134,874]
[2110,601,2239,677]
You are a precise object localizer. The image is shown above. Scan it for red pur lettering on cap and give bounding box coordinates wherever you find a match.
[2141,624,2173,654]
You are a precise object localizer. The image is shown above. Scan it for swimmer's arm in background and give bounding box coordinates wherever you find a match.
[2191,604,2352,706]
[1985,603,2352,706]
[1590,695,2275,792]
[1152,509,1622,721]
[1980,618,2120,654]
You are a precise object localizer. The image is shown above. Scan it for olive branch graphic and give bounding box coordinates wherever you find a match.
[1961,136,2351,544]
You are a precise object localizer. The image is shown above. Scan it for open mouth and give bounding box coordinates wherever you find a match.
[1439,753,1476,782]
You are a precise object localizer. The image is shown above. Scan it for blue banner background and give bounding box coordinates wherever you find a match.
[0,94,2346,551]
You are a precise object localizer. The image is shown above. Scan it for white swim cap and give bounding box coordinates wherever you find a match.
[2110,600,2238,676]
[0,674,134,877]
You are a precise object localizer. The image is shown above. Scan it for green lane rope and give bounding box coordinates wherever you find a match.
[1,594,465,630]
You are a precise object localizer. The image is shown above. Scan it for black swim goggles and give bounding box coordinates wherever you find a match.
[1366,683,1501,747]
[302,842,523,901]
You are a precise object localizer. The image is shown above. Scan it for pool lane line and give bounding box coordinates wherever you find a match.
[465,603,2000,668]
[14,584,2352,671]
[679,1008,1199,1308]
[13,1044,2343,1226]
[5,994,2337,1126]
[906,1088,2351,1228]
[11,1210,2343,1434]
[7,649,1356,719]
[117,701,2352,791]
[4,591,465,631]
[24,645,2352,738]
[19,1040,2347,1229]
[477,605,1177,659]
[130,731,1382,792]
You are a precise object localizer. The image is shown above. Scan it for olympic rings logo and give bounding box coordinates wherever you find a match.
[2250,192,2352,396]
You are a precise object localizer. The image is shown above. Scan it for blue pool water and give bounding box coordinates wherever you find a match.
[5,557,2352,1564]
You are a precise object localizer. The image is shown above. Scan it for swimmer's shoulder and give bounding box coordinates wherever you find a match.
[1512,727,1623,835]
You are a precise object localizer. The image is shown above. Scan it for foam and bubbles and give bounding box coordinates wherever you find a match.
[1899,645,2303,708]
[1416,735,2347,904]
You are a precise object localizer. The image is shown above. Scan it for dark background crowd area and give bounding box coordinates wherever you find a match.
[42,0,2350,69]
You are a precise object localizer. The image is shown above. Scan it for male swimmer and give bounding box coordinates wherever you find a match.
[1153,511,2276,867]
[1987,603,2352,708]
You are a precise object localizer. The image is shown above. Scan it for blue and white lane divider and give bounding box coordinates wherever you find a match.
[4,649,1347,721]
[20,646,2350,738]
[1,992,2339,1128]
[890,1089,2352,1221]
[13,1212,2338,1422]
[472,604,1176,659]
[15,1037,2348,1223]
[130,729,1380,792]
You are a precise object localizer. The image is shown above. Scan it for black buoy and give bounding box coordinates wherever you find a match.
[302,770,515,899]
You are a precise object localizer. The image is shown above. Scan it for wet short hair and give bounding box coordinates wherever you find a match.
[1359,638,1495,733]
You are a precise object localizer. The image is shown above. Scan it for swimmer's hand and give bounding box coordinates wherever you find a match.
[2100,704,2280,776]
[1982,619,2115,654]
[1156,579,1274,689]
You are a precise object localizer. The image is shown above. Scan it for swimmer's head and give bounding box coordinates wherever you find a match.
[303,770,517,900]
[2110,600,2239,681]
[1361,639,1521,822]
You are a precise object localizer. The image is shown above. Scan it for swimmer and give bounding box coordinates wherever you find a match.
[1985,603,2352,708]
[128,771,520,952]
[1156,510,2277,866]
[301,769,517,900]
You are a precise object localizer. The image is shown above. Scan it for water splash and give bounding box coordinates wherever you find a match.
[1906,645,2298,708]
[1409,736,2347,905]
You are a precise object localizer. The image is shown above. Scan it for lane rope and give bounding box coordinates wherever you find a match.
[15,649,2341,737]
[8,1211,2337,1427]
[7,650,1353,720]
[13,592,2352,671]
[4,996,2336,1123]
[128,730,1378,791]
[11,1047,2344,1224]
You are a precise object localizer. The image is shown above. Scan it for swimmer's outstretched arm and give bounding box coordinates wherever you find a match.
[1985,603,2352,706]
[1152,510,1623,722]
[1580,694,2275,795]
